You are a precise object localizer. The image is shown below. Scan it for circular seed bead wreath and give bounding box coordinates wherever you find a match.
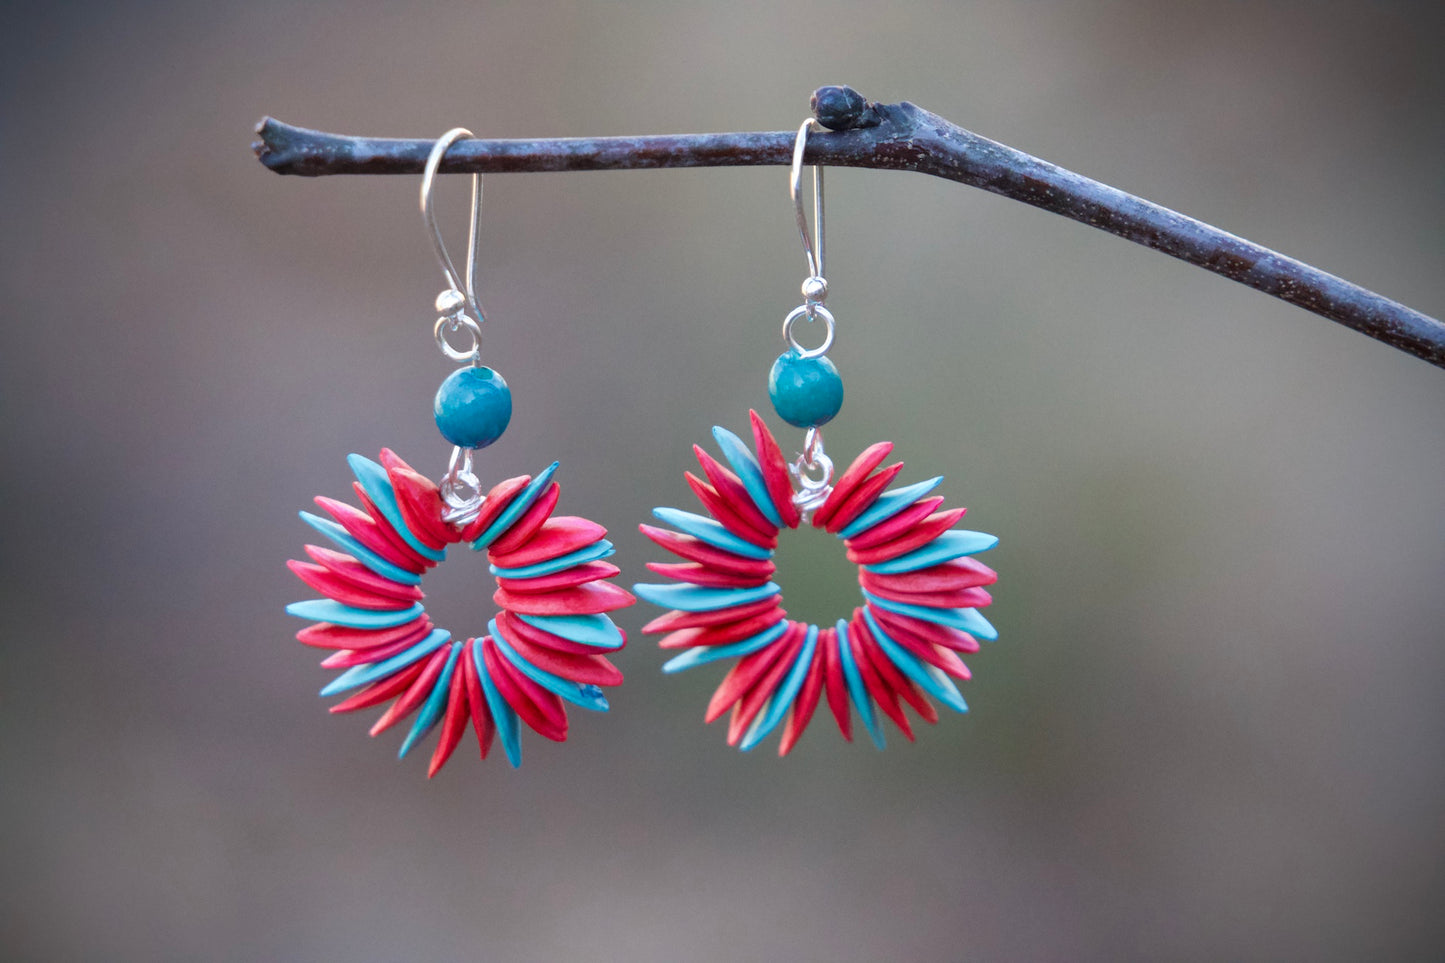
[286,450,634,774]
[633,411,998,753]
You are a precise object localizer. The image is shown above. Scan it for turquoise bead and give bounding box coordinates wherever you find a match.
[768,350,843,428]
[434,366,512,448]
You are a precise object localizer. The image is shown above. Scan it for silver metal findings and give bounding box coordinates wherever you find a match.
[782,117,837,512]
[790,117,826,305]
[782,117,836,359]
[421,128,486,366]
[789,426,834,515]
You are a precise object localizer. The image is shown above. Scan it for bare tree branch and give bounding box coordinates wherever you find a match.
[254,86,1445,369]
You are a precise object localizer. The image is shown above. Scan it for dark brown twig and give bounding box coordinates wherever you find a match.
[254,86,1445,369]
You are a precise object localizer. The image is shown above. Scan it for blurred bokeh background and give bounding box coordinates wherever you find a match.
[2,1,1443,959]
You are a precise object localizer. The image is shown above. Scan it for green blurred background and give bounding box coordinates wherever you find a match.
[3,1,1443,959]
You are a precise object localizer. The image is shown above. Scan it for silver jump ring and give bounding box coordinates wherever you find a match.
[789,426,834,515]
[782,303,836,359]
[794,451,833,489]
[440,446,484,523]
[434,314,482,363]
[795,427,833,488]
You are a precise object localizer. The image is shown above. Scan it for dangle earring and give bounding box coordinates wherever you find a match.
[286,129,634,774]
[634,119,999,754]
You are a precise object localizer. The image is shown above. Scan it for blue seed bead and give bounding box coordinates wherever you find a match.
[434,366,512,448]
[768,350,843,428]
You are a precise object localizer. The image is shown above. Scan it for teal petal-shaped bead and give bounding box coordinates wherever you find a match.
[399,643,462,758]
[516,613,625,649]
[434,366,512,449]
[836,619,885,750]
[710,427,784,529]
[632,581,780,613]
[473,640,522,768]
[768,349,843,428]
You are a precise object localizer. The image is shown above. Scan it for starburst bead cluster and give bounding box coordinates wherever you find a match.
[633,411,998,754]
[287,450,634,774]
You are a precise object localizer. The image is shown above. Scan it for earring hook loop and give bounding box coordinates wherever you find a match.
[420,128,485,327]
[790,118,825,295]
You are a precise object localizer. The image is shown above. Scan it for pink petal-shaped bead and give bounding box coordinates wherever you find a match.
[868,606,980,654]
[316,495,428,572]
[488,515,607,570]
[705,633,797,724]
[930,646,972,680]
[487,482,561,557]
[749,410,802,529]
[685,473,777,547]
[855,614,937,723]
[350,485,434,569]
[296,616,432,650]
[656,607,789,650]
[458,474,531,543]
[382,453,462,548]
[691,445,781,538]
[504,635,624,687]
[727,622,807,743]
[639,525,776,577]
[492,581,635,616]
[859,557,998,594]
[644,561,770,589]
[329,658,431,714]
[482,637,567,741]
[812,441,893,529]
[823,463,905,534]
[878,625,971,680]
[861,583,993,610]
[778,630,827,756]
[288,560,418,611]
[497,610,625,656]
[820,627,852,741]
[843,496,946,551]
[459,644,496,759]
[486,481,562,556]
[846,508,967,565]
[642,595,783,633]
[901,678,939,725]
[428,661,472,777]
[369,646,451,736]
[302,545,424,601]
[848,613,913,739]
[496,561,621,594]
[319,621,436,668]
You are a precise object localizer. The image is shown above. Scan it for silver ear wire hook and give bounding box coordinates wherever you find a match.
[790,117,826,305]
[782,117,835,359]
[422,129,487,364]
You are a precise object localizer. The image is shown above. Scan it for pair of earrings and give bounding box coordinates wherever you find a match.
[285,120,999,774]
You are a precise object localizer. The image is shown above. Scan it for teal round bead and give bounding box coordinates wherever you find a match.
[434,366,512,448]
[768,350,844,428]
